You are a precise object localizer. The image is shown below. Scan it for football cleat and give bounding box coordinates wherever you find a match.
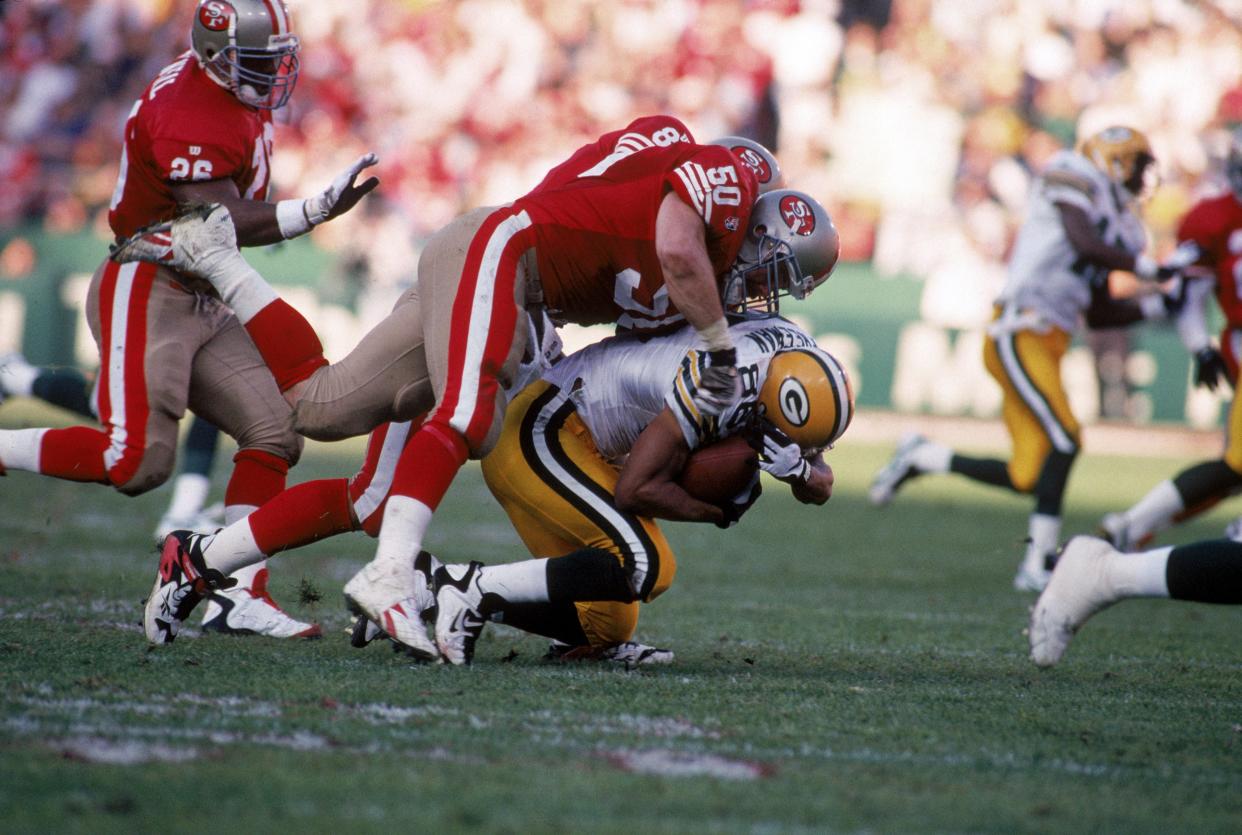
[0,351,38,403]
[1012,546,1055,593]
[347,615,386,648]
[200,567,322,639]
[1097,512,1132,552]
[343,554,439,661]
[432,561,490,666]
[144,530,236,644]
[153,502,225,544]
[1028,536,1122,667]
[545,640,675,668]
[868,433,928,507]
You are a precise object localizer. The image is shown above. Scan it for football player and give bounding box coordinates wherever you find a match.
[140,189,846,663]
[1099,129,1242,550]
[869,126,1181,592]
[1028,530,1242,667]
[119,119,832,651]
[0,0,380,638]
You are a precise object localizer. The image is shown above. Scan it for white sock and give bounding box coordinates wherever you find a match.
[1109,546,1172,598]
[199,249,278,324]
[224,503,257,526]
[0,428,47,472]
[1122,480,1183,543]
[476,560,550,604]
[202,518,265,577]
[163,473,210,522]
[0,356,38,396]
[371,495,432,575]
[1024,513,1061,568]
[226,559,266,590]
[911,440,952,474]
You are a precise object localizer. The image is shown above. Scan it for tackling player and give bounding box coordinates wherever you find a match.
[118,119,833,651]
[139,189,846,664]
[0,0,379,637]
[1099,128,1242,550]
[869,126,1181,592]
[1028,530,1242,667]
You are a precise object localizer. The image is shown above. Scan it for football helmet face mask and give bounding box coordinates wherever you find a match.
[758,347,854,452]
[710,136,784,195]
[191,0,300,110]
[1227,128,1242,203]
[723,189,841,317]
[1079,125,1156,201]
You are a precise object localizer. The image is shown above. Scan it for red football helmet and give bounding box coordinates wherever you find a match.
[191,0,300,110]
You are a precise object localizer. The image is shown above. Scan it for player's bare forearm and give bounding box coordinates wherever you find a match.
[791,458,833,505]
[615,409,726,524]
[1057,202,1144,273]
[656,194,729,336]
[172,180,283,246]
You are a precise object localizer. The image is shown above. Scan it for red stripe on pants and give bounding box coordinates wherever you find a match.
[96,260,156,487]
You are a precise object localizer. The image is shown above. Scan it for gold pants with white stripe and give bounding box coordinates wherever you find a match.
[480,380,677,647]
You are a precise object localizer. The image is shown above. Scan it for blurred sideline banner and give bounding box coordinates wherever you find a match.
[0,228,1226,430]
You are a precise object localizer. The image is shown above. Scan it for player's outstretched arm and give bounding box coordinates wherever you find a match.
[172,153,379,247]
[790,454,833,506]
[614,409,727,525]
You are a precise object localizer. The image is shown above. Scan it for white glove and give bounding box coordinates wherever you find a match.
[277,153,380,238]
[757,421,811,482]
[694,348,741,417]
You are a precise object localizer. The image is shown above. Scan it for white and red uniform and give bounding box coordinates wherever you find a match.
[26,53,299,509]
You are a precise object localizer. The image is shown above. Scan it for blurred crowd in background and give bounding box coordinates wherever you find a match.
[3,0,1242,314]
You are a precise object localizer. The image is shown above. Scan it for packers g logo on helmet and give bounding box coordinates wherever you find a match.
[1079,125,1156,199]
[759,348,854,450]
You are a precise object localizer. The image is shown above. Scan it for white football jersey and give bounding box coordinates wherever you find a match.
[542,317,819,461]
[999,150,1148,332]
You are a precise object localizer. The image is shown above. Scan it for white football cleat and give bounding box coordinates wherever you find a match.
[0,351,38,403]
[110,202,236,273]
[1098,512,1132,552]
[546,640,674,668]
[1012,560,1052,593]
[153,502,225,543]
[145,531,235,645]
[1028,536,1121,667]
[343,558,439,661]
[432,562,489,666]
[200,568,322,639]
[869,433,927,507]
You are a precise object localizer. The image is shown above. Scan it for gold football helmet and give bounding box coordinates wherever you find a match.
[758,347,854,451]
[1079,126,1156,199]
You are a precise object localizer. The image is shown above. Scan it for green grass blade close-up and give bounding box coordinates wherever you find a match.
[2,402,1240,833]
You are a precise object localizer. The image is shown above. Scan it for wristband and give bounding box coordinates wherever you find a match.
[276,198,313,240]
[1133,254,1158,281]
[697,317,733,353]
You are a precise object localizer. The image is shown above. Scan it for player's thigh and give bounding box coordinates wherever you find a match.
[294,287,432,441]
[482,382,676,601]
[984,328,1078,491]
[188,303,300,463]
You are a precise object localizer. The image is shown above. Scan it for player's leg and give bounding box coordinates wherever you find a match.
[291,285,433,441]
[154,416,225,540]
[0,261,190,493]
[985,325,1079,591]
[1029,534,1242,666]
[0,352,95,418]
[432,381,678,665]
[343,207,532,638]
[185,303,318,638]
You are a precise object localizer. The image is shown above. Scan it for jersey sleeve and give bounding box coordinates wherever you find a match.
[1039,158,1097,213]
[665,349,715,450]
[666,145,758,235]
[1176,201,1220,259]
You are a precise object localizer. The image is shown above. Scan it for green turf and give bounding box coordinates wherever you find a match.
[2,403,1241,833]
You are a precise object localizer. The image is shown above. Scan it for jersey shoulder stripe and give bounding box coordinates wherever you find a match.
[673,161,713,223]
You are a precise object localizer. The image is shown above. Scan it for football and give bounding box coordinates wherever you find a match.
[676,434,759,505]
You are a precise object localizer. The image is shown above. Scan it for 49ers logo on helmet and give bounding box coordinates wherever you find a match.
[731,145,773,185]
[779,194,815,236]
[199,1,235,32]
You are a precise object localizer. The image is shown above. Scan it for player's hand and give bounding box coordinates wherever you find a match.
[1194,347,1230,392]
[715,470,762,529]
[305,153,380,225]
[695,348,741,417]
[757,420,811,483]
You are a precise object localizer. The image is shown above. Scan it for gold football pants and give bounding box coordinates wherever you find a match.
[983,310,1080,492]
[481,381,677,648]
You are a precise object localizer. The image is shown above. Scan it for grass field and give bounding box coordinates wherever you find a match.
[2,402,1241,833]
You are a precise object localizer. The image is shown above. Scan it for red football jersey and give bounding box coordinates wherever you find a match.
[107,51,274,239]
[1177,192,1242,328]
[527,114,694,195]
[518,140,757,333]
